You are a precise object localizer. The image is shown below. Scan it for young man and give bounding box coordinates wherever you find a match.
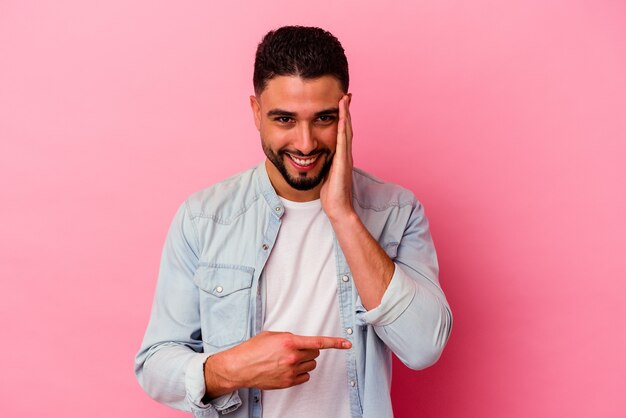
[135,26,452,418]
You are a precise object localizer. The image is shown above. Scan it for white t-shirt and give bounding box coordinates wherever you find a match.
[261,198,351,418]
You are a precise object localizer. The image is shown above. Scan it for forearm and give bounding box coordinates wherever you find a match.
[329,210,395,310]
[342,198,452,369]
[329,206,451,363]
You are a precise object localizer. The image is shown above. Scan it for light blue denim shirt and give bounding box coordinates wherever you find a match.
[135,163,452,418]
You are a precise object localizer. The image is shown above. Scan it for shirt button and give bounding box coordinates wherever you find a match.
[262,244,269,251]
[341,275,349,282]
[346,327,353,335]
[215,286,223,294]
[275,206,281,212]
[350,380,356,387]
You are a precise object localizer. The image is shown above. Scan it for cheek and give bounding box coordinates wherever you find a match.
[260,126,290,148]
[318,128,338,150]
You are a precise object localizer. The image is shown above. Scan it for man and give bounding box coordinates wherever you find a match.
[135,26,452,418]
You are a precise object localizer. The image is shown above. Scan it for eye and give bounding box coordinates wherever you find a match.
[317,115,336,124]
[274,116,293,124]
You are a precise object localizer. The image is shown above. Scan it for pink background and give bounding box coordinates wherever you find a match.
[1,1,625,417]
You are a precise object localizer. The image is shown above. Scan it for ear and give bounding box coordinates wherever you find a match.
[347,92,352,105]
[250,95,261,131]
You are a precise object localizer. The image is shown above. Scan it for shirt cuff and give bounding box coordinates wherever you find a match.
[358,263,417,326]
[185,353,242,415]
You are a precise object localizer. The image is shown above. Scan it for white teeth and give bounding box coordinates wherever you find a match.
[290,155,318,166]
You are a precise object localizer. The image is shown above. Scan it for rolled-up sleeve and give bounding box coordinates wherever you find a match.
[357,199,452,370]
[134,201,242,416]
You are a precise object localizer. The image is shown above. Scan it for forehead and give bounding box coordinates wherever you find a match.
[258,75,344,112]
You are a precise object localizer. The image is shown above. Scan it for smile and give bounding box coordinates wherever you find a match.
[286,153,319,167]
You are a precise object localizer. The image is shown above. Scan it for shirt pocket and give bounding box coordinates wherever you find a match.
[193,265,254,348]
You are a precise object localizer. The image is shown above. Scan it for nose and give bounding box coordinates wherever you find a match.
[293,123,318,155]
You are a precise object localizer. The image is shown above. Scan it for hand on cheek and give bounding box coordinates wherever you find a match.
[320,95,354,222]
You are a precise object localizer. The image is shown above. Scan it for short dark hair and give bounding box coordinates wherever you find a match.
[253,26,349,95]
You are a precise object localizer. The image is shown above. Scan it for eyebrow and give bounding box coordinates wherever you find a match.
[266,107,339,118]
[315,108,339,117]
[267,109,296,117]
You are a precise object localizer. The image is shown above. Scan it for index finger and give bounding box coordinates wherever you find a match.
[292,335,352,350]
[338,95,353,157]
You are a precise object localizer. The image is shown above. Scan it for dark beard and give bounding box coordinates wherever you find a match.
[263,145,333,191]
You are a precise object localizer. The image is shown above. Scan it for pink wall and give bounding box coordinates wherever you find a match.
[1,1,625,417]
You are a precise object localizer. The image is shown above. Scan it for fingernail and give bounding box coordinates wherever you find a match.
[342,341,352,349]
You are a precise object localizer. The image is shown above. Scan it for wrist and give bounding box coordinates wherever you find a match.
[327,207,360,229]
[203,354,239,398]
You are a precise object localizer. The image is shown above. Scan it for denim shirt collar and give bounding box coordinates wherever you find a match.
[255,161,286,220]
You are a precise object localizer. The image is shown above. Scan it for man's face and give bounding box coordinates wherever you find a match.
[250,75,345,201]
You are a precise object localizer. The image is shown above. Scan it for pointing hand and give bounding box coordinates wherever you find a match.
[204,331,352,397]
